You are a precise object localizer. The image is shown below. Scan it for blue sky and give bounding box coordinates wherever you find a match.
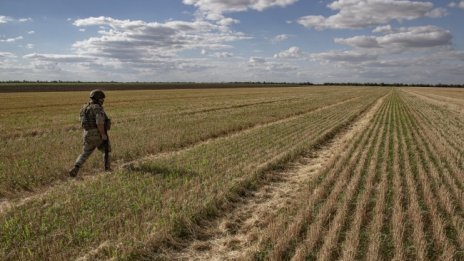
[1,0,463,84]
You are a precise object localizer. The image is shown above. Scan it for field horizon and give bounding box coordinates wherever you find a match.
[1,82,463,94]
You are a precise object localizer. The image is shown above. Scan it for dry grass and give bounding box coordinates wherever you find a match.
[2,86,462,260]
[0,86,386,260]
[0,87,372,198]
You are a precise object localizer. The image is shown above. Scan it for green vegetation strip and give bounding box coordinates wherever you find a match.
[0,89,385,260]
[255,90,464,260]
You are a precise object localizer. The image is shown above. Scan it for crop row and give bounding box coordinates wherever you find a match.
[0,88,386,260]
[249,89,464,260]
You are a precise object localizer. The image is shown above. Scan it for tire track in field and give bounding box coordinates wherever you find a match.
[0,96,361,216]
[161,94,387,260]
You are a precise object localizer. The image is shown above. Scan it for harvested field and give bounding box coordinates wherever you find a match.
[1,86,463,260]
[246,89,464,261]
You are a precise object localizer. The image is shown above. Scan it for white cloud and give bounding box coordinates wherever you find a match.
[449,1,464,9]
[18,18,32,23]
[335,26,452,50]
[265,62,297,72]
[1,1,461,84]
[249,56,266,64]
[311,50,378,63]
[214,52,233,58]
[72,16,248,64]
[27,30,35,34]
[0,16,11,24]
[0,36,24,43]
[306,22,462,84]
[0,16,32,24]
[373,25,394,34]
[298,0,446,30]
[274,46,304,59]
[335,36,380,48]
[377,26,451,48]
[0,52,16,59]
[2,16,254,81]
[200,49,233,58]
[248,57,298,74]
[183,0,299,14]
[425,8,447,18]
[26,44,34,49]
[356,52,464,84]
[454,51,464,61]
[273,34,290,42]
[183,0,298,24]
[23,53,94,63]
[216,17,239,26]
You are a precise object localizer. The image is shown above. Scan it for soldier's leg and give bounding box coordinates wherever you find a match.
[69,143,96,177]
[77,129,102,167]
[69,133,98,177]
[70,129,102,177]
[75,144,97,168]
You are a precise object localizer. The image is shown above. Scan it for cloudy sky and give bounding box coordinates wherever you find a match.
[1,0,464,84]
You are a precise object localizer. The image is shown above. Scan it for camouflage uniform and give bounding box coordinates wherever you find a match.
[69,89,111,177]
[74,102,112,169]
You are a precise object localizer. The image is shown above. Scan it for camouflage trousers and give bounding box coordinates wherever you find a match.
[74,129,112,169]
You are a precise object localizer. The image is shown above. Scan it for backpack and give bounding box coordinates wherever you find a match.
[79,103,111,130]
[79,103,94,130]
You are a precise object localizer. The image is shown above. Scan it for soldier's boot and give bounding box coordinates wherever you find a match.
[104,161,111,172]
[104,153,111,172]
[69,165,80,177]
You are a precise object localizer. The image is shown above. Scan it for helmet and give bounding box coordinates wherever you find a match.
[90,89,106,100]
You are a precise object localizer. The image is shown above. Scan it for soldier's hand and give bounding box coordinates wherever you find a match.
[101,134,108,141]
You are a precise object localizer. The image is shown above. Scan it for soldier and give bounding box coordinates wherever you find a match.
[69,89,111,177]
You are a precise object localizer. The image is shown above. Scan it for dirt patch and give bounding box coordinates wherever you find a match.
[0,201,11,214]
[164,94,386,260]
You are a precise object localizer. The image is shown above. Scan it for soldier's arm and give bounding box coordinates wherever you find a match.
[97,123,107,140]
[95,107,108,140]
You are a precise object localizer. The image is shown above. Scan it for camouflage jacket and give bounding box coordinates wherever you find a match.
[80,102,107,131]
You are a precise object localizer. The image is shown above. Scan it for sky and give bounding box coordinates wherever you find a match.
[1,0,464,84]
